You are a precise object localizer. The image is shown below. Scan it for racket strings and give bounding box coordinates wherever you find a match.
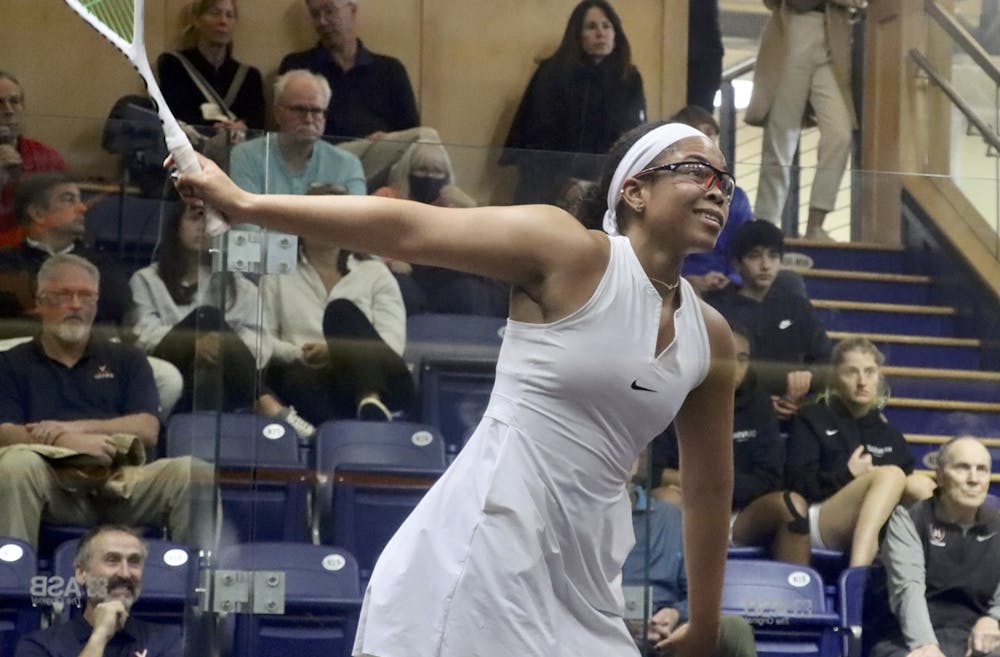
[80,0,134,41]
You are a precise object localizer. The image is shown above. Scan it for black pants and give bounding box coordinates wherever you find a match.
[265,299,415,424]
[151,306,258,413]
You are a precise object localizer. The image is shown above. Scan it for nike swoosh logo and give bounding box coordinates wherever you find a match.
[977,532,998,542]
[825,429,839,436]
[631,379,657,393]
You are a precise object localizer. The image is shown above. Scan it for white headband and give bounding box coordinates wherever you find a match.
[602,123,707,235]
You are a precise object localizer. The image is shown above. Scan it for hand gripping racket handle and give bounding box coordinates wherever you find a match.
[170,141,230,237]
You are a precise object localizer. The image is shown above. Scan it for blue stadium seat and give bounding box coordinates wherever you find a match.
[419,360,495,458]
[838,564,888,657]
[722,559,841,657]
[167,412,310,543]
[404,313,505,373]
[51,538,194,627]
[218,543,361,657]
[314,420,446,581]
[0,538,40,656]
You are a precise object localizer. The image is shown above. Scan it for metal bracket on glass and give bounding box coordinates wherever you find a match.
[212,570,286,615]
[213,230,298,275]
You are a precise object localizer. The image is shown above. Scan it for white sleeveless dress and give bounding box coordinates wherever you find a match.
[353,235,711,657]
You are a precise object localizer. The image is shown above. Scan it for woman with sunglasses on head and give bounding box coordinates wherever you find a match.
[173,121,735,657]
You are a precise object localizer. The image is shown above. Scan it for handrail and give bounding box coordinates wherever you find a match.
[924,0,1000,88]
[908,49,1000,156]
[719,57,756,171]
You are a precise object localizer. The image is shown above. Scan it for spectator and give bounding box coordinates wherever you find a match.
[623,454,758,657]
[228,69,365,210]
[0,72,67,247]
[156,0,266,164]
[687,0,724,112]
[785,337,924,567]
[373,138,507,316]
[872,436,1000,657]
[705,220,832,419]
[259,232,414,426]
[0,254,205,549]
[128,202,271,416]
[15,524,182,657]
[0,172,130,339]
[279,0,419,140]
[745,0,860,241]
[654,324,812,564]
[501,0,646,204]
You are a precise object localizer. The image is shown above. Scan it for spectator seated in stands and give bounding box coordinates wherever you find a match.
[258,230,414,428]
[785,337,935,567]
[373,138,508,316]
[653,324,811,565]
[0,255,207,550]
[0,172,183,417]
[279,0,420,141]
[128,201,271,416]
[705,220,832,421]
[228,69,365,218]
[872,436,1000,657]
[668,105,808,300]
[156,0,266,167]
[0,71,67,247]
[500,0,646,205]
[15,524,181,657]
[0,173,130,340]
[623,453,758,657]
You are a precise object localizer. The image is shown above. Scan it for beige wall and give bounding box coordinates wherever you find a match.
[5,0,687,200]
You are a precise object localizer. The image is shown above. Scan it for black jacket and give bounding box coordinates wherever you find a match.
[785,397,914,503]
[501,57,645,203]
[705,284,832,396]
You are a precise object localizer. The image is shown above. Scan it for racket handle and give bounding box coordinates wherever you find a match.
[170,142,230,237]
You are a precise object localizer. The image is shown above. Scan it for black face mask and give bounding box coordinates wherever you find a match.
[408,174,447,204]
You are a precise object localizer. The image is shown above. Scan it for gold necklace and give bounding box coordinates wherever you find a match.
[649,276,680,292]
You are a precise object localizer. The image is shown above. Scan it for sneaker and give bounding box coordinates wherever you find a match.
[357,394,392,422]
[803,227,836,242]
[782,251,815,270]
[281,406,316,439]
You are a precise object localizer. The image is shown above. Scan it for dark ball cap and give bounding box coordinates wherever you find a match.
[728,219,784,262]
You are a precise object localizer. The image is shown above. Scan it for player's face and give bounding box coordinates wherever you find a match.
[35,263,99,345]
[75,531,145,610]
[196,0,237,47]
[0,78,23,138]
[937,439,991,514]
[735,247,780,297]
[580,7,615,62]
[834,349,881,414]
[627,136,730,256]
[276,78,328,144]
[307,0,357,51]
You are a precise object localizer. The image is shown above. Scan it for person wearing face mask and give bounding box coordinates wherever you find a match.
[501,0,646,205]
[373,140,508,316]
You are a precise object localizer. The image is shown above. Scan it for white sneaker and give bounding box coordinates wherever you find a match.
[281,406,316,439]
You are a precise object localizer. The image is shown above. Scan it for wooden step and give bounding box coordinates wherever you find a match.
[827,331,980,348]
[786,239,904,252]
[905,434,1000,448]
[813,299,956,315]
[802,269,931,285]
[883,366,1000,382]
[888,397,1000,413]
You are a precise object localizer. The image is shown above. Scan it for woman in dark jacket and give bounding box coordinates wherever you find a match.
[501,0,646,205]
[785,337,935,567]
